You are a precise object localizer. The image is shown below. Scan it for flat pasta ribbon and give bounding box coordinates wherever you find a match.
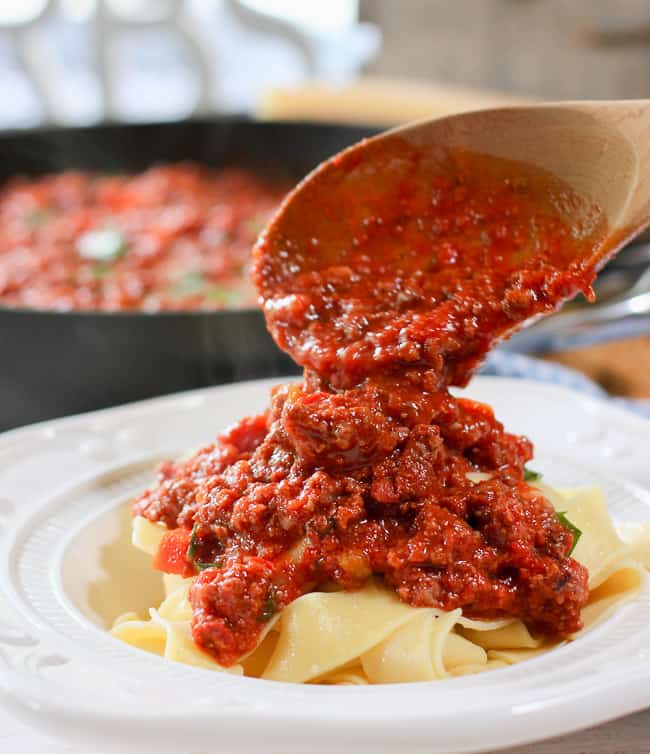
[111,486,650,684]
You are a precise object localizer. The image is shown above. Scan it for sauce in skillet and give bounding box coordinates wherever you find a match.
[0,164,285,312]
[135,138,610,668]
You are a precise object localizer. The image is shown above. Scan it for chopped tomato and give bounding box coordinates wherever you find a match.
[153,528,195,578]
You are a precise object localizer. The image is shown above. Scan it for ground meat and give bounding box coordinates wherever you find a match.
[137,376,588,665]
[133,144,606,665]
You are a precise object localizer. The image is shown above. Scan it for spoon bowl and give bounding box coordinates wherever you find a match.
[253,101,650,387]
[393,102,650,241]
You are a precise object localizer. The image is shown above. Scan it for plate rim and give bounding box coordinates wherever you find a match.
[0,376,649,754]
[1,374,649,444]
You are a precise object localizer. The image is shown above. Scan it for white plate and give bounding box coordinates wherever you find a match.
[0,376,649,754]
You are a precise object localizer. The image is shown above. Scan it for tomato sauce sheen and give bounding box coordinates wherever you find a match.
[135,138,611,668]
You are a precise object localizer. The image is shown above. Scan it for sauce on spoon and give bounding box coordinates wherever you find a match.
[136,137,614,667]
[255,136,608,388]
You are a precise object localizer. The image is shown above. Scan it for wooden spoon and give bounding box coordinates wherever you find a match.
[253,101,650,387]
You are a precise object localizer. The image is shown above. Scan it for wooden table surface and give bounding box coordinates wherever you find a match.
[536,339,649,754]
[546,335,650,399]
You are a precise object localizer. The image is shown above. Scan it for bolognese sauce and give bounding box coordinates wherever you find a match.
[134,138,612,668]
[0,164,285,311]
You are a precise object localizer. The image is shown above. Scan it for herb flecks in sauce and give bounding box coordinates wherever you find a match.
[135,143,612,667]
[524,468,543,482]
[172,270,205,298]
[0,165,285,311]
[258,593,277,623]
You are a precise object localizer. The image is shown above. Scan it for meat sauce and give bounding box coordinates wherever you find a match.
[135,137,612,668]
[0,164,284,311]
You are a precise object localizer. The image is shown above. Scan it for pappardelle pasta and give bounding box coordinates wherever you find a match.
[111,482,649,684]
[110,142,646,685]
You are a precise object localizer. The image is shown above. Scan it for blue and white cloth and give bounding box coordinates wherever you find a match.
[482,351,650,420]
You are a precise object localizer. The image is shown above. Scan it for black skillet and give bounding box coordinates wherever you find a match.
[0,118,377,431]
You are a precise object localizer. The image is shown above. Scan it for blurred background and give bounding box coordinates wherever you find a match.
[0,0,649,429]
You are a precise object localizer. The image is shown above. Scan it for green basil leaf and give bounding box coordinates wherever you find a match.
[206,284,243,306]
[524,467,542,482]
[258,593,277,622]
[28,208,56,228]
[187,524,222,571]
[91,263,112,279]
[172,270,205,297]
[556,511,582,556]
[321,516,337,536]
[186,523,199,561]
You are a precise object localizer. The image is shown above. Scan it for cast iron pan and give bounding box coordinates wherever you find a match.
[0,118,377,431]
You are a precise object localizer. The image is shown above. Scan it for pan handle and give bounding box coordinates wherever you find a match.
[505,290,650,354]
